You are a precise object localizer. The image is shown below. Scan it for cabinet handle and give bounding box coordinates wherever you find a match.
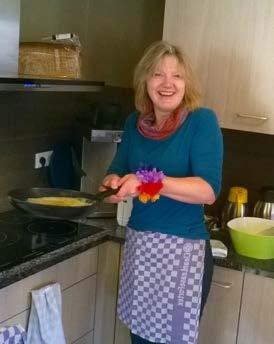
[235,113,269,121]
[212,280,232,289]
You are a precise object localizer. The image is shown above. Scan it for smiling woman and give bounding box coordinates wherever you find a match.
[100,40,223,344]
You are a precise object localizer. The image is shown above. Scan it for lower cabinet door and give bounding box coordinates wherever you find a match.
[114,317,131,344]
[114,246,131,344]
[198,266,244,344]
[94,242,121,344]
[237,272,274,344]
[62,275,96,343]
[73,331,94,344]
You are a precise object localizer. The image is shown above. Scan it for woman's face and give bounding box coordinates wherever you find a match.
[146,55,185,117]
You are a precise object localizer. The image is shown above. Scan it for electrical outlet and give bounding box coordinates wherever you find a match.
[34,150,53,169]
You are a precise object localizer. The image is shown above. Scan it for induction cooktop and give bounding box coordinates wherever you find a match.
[0,210,107,272]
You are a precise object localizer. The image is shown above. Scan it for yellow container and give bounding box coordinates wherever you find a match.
[227,217,274,259]
[228,187,248,203]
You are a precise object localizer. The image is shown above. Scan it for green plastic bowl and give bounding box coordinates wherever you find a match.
[227,217,274,259]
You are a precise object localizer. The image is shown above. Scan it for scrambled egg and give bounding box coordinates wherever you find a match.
[27,196,92,207]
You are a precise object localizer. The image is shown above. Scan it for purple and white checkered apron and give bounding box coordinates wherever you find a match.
[117,227,205,344]
[0,325,26,344]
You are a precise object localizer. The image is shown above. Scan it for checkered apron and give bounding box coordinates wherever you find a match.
[0,325,26,344]
[117,227,205,344]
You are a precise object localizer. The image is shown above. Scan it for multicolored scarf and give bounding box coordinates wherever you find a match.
[137,107,189,140]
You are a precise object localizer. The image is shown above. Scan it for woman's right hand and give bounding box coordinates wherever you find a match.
[99,174,124,203]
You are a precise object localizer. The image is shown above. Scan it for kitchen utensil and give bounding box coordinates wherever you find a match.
[253,186,274,220]
[8,187,119,220]
[227,217,274,259]
[221,187,249,230]
[117,197,133,226]
[210,240,228,258]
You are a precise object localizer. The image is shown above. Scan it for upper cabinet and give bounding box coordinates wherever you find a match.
[0,0,20,77]
[163,0,274,135]
[20,0,165,87]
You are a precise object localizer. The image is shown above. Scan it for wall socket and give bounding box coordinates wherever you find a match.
[34,150,53,169]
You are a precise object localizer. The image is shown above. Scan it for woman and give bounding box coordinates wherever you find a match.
[101,41,223,344]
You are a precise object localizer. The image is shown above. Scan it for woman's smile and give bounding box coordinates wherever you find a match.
[158,90,176,96]
[146,55,186,119]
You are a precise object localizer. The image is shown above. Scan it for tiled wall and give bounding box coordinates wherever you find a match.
[205,129,274,218]
[0,87,134,211]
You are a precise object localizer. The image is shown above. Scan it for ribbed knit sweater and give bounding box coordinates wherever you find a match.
[107,108,223,239]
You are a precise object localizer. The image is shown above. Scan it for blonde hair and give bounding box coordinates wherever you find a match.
[133,40,201,114]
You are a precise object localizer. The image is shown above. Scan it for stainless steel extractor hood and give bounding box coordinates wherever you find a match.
[0,0,104,92]
[0,77,104,92]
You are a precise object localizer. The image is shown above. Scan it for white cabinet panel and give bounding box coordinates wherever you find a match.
[198,266,244,344]
[94,241,120,344]
[163,0,274,134]
[63,275,96,343]
[0,309,29,329]
[0,247,98,322]
[114,317,131,344]
[0,276,97,344]
[237,272,274,344]
[114,246,131,344]
[73,331,93,344]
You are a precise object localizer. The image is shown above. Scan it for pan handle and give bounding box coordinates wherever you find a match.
[94,186,120,201]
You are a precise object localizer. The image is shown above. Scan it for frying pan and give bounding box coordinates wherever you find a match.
[8,187,119,220]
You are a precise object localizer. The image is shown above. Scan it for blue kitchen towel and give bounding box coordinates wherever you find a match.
[48,141,82,189]
[0,324,27,344]
[26,283,66,344]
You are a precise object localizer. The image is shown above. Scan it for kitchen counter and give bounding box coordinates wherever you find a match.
[1,218,274,289]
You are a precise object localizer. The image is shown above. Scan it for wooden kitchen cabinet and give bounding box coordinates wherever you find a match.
[0,247,98,344]
[20,0,165,88]
[73,332,94,344]
[237,272,274,344]
[94,241,121,344]
[114,318,131,344]
[0,276,96,343]
[198,266,244,344]
[114,246,131,344]
[163,0,274,134]
[93,242,131,344]
[63,275,96,343]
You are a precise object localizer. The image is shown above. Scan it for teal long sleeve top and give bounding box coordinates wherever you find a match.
[107,107,223,239]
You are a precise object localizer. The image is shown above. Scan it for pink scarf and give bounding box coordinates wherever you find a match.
[137,107,189,140]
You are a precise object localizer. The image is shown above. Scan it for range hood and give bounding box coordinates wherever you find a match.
[0,0,104,92]
[0,77,104,92]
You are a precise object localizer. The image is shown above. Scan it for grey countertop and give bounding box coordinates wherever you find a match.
[1,218,274,290]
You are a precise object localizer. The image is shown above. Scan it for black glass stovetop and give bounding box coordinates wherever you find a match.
[0,210,106,272]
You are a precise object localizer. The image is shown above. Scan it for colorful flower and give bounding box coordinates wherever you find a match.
[136,167,164,203]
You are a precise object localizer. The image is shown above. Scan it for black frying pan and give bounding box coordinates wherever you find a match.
[8,187,118,220]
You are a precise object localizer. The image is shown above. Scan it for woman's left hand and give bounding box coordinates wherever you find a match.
[116,174,141,199]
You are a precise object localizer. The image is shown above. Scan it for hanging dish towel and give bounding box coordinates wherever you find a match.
[26,283,66,344]
[0,324,27,344]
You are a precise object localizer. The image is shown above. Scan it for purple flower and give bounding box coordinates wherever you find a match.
[136,167,164,183]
